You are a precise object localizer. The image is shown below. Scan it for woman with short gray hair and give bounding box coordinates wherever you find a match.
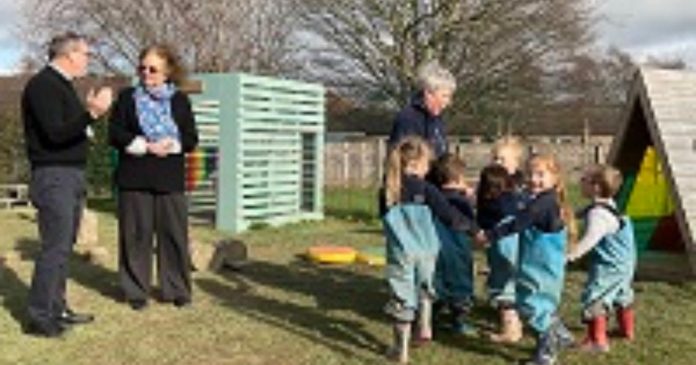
[387,61,456,157]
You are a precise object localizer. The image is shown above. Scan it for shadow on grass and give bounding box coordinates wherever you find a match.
[431,303,531,362]
[197,259,530,362]
[15,238,123,304]
[0,259,29,326]
[196,259,388,360]
[239,259,386,321]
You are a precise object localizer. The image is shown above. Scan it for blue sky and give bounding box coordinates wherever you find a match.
[0,0,695,73]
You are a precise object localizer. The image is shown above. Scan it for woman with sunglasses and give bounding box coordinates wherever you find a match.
[109,45,198,310]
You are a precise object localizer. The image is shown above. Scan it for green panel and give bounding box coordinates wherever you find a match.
[633,217,660,255]
[616,173,636,213]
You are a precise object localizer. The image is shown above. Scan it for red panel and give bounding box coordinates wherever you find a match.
[649,215,685,252]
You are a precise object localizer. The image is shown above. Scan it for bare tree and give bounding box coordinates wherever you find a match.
[20,0,301,75]
[297,0,595,133]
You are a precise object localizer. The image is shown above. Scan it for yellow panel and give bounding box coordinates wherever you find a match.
[625,147,675,217]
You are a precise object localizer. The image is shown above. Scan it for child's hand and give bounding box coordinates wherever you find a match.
[473,231,489,248]
[462,184,475,199]
[566,252,579,263]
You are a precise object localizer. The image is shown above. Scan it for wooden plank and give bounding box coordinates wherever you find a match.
[637,251,695,281]
[238,73,324,93]
[242,194,299,207]
[241,186,298,196]
[237,111,323,123]
[240,99,324,114]
[242,205,300,218]
[240,131,298,141]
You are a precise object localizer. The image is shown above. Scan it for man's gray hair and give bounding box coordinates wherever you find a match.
[417,61,456,93]
[48,32,87,60]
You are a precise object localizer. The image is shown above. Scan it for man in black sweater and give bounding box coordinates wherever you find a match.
[22,32,113,337]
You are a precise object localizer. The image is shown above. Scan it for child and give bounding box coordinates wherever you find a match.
[476,164,524,343]
[430,153,476,334]
[567,164,637,352]
[382,137,482,363]
[485,154,576,365]
[492,136,526,190]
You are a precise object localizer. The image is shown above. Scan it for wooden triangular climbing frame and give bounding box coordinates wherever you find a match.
[608,67,696,280]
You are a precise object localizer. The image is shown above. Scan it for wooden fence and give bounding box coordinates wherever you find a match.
[325,136,614,187]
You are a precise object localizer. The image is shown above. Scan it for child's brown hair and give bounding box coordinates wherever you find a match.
[528,154,578,249]
[583,164,623,199]
[430,153,467,188]
[477,164,514,202]
[384,136,433,207]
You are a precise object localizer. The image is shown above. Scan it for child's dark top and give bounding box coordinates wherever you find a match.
[510,169,526,191]
[441,188,475,220]
[400,174,480,235]
[477,191,522,230]
[486,190,564,242]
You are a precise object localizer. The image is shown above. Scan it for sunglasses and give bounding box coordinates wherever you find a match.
[137,65,160,74]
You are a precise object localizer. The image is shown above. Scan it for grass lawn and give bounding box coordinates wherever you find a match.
[1,188,696,365]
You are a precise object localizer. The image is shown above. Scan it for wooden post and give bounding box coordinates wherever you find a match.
[376,137,386,187]
[343,141,350,187]
[360,141,367,187]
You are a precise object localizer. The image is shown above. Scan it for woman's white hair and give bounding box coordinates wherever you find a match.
[417,61,456,93]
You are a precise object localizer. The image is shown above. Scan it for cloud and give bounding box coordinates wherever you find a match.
[594,0,696,64]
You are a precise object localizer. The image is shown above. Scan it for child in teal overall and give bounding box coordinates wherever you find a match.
[568,164,637,352]
[477,164,525,343]
[382,137,483,363]
[430,153,477,334]
[486,154,576,365]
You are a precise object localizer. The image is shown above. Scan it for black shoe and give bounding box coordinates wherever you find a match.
[129,299,148,311]
[58,308,95,325]
[173,297,191,308]
[25,320,69,338]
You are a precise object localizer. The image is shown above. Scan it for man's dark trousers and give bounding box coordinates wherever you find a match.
[27,166,85,325]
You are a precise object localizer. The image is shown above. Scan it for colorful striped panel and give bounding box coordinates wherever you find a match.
[186,147,218,192]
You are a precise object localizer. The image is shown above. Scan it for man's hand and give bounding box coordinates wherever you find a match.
[86,87,113,119]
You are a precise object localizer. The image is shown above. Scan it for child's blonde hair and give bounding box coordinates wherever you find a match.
[528,154,578,249]
[584,164,623,199]
[385,137,433,207]
[492,136,524,161]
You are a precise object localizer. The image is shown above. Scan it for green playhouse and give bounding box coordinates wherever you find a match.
[608,67,696,280]
[183,73,325,233]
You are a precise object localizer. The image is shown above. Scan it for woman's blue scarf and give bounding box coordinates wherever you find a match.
[134,83,180,142]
